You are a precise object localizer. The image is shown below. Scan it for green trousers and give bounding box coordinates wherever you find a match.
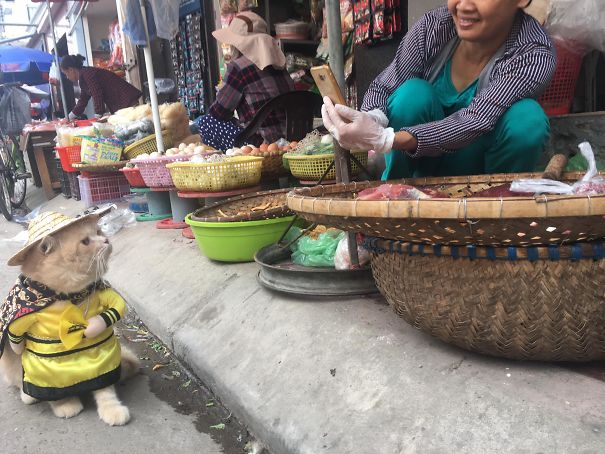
[383,79,550,180]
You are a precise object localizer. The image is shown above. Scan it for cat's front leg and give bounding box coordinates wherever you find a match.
[93,385,130,426]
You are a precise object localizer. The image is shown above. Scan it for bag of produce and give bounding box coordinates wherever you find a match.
[287,226,345,268]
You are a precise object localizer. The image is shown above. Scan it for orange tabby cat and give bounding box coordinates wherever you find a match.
[0,211,140,425]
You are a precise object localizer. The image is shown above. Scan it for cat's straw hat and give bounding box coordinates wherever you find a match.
[7,208,109,266]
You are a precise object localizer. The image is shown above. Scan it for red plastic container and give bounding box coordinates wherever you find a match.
[56,145,82,172]
[120,167,147,188]
[538,40,584,116]
[75,119,93,127]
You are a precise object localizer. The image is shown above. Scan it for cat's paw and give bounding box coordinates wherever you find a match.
[20,390,38,405]
[98,404,130,426]
[50,397,84,419]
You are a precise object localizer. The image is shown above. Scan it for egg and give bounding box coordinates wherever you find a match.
[165,149,176,156]
[267,143,279,152]
[178,143,186,150]
[241,146,252,154]
[149,151,160,158]
[259,143,269,152]
[289,141,298,148]
[194,145,204,154]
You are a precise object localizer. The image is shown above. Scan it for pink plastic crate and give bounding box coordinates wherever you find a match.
[135,155,189,188]
[78,173,131,207]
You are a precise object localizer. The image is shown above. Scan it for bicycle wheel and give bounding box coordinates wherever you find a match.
[8,138,26,208]
[0,144,12,221]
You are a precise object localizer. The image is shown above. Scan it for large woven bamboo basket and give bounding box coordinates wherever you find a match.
[191,188,293,222]
[287,172,605,247]
[365,237,605,361]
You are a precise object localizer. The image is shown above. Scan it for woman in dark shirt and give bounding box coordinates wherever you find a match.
[60,55,142,120]
[323,0,556,179]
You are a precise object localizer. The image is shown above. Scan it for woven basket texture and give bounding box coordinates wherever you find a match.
[191,188,293,222]
[135,155,189,188]
[258,152,288,179]
[123,131,173,160]
[367,238,605,361]
[167,157,263,192]
[286,173,605,247]
[285,151,368,180]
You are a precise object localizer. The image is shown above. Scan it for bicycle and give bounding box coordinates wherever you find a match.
[0,84,31,221]
[0,122,29,221]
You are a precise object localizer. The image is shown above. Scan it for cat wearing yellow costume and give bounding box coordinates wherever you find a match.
[0,210,140,425]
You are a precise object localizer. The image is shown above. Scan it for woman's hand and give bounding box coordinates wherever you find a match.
[321,97,395,154]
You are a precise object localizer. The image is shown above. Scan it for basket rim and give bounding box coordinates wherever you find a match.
[190,188,293,223]
[123,130,171,153]
[133,155,189,164]
[166,156,264,168]
[365,237,605,261]
[186,213,296,228]
[72,161,128,171]
[286,172,605,220]
[284,150,368,161]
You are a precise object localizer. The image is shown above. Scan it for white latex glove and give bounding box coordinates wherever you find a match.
[84,315,107,339]
[10,341,24,355]
[68,111,77,121]
[321,97,395,154]
[365,108,390,128]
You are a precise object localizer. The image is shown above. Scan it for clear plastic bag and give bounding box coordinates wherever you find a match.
[334,235,370,270]
[511,142,605,195]
[545,0,605,52]
[0,87,31,135]
[98,208,137,237]
[148,0,180,41]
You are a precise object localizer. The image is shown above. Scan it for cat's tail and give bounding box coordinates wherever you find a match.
[0,346,23,388]
[119,345,141,381]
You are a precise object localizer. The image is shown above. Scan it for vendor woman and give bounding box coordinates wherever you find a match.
[197,11,294,150]
[322,0,556,179]
[60,55,142,120]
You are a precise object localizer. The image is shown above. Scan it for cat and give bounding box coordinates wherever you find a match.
[0,214,140,426]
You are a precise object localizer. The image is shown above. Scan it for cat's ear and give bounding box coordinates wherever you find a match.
[39,236,56,256]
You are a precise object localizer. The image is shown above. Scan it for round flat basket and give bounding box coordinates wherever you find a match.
[123,131,173,160]
[71,161,128,173]
[284,150,368,181]
[287,172,605,247]
[191,188,293,222]
[365,237,605,361]
[167,156,263,192]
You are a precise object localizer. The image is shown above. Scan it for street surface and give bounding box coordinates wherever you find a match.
[0,189,259,454]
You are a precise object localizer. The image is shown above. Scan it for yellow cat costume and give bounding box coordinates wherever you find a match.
[2,277,125,401]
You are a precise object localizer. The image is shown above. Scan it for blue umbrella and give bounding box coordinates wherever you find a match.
[0,45,54,85]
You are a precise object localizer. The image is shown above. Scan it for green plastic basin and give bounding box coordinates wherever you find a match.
[185,214,295,262]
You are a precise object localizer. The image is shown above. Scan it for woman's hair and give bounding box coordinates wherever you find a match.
[60,54,86,70]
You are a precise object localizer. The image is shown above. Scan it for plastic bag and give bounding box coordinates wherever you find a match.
[545,0,605,52]
[148,0,179,40]
[98,208,136,237]
[511,142,605,195]
[334,235,370,270]
[0,87,31,135]
[287,227,345,268]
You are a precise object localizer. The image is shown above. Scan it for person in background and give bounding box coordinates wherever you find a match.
[60,54,142,120]
[197,11,294,150]
[322,0,556,180]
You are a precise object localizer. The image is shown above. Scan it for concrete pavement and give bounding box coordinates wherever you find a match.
[3,189,605,454]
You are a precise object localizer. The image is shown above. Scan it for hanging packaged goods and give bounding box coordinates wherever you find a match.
[353,0,402,45]
[170,12,206,119]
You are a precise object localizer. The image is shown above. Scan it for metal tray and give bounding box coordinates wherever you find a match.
[254,243,378,296]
